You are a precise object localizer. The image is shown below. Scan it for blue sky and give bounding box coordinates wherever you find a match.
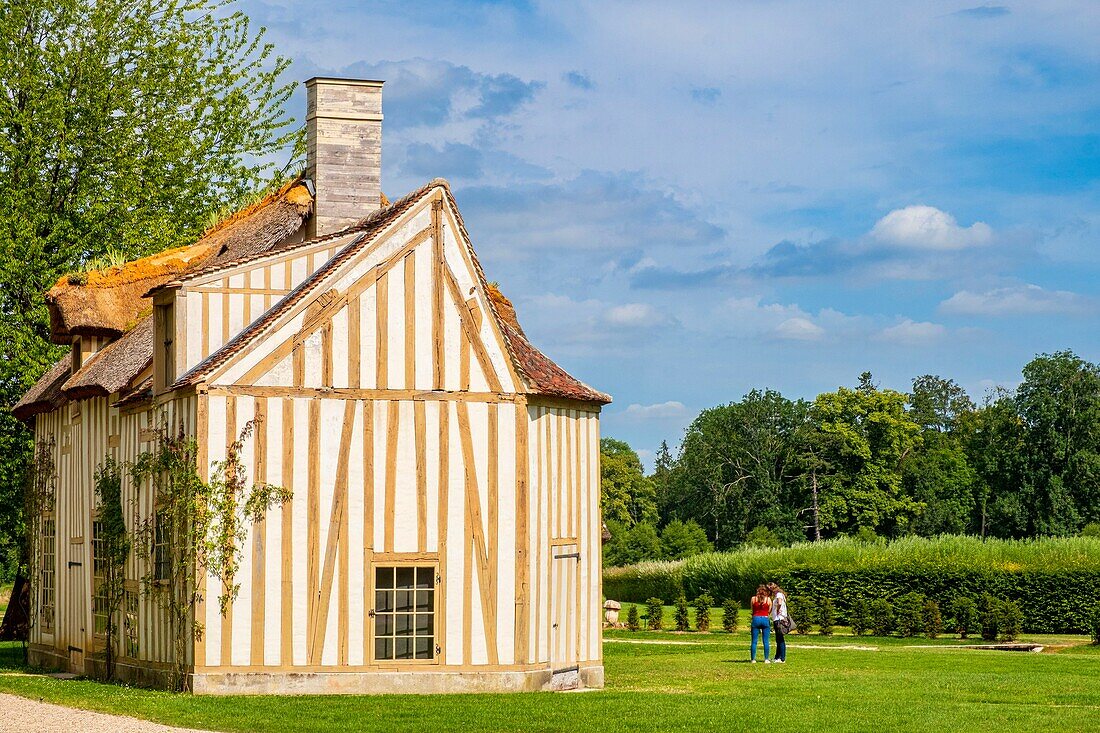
[241,0,1100,468]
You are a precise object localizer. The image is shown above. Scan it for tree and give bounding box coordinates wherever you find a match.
[903,435,978,536]
[0,0,300,580]
[795,423,840,541]
[956,392,1028,538]
[812,379,923,536]
[659,519,712,560]
[668,390,811,549]
[600,438,658,527]
[602,520,661,567]
[909,375,974,433]
[1015,351,1100,534]
[651,440,675,514]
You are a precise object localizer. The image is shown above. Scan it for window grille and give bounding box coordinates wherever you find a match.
[123,590,139,658]
[40,518,55,630]
[373,566,436,661]
[92,519,108,635]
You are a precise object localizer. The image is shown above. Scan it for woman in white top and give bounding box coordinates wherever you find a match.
[767,582,789,663]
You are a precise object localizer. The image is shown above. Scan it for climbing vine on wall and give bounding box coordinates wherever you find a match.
[23,437,56,637]
[92,456,130,680]
[130,417,289,689]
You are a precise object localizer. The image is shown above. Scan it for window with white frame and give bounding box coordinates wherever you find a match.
[373,566,437,661]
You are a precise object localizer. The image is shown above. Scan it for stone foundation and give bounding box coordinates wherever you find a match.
[192,664,605,695]
[27,644,66,672]
[29,644,605,696]
[83,655,178,689]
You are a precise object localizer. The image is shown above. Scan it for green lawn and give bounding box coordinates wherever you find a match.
[2,626,1099,732]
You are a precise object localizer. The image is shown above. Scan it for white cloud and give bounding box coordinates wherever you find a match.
[623,401,690,420]
[604,302,664,327]
[717,297,866,342]
[773,317,825,341]
[870,206,993,250]
[939,283,1090,315]
[878,319,947,343]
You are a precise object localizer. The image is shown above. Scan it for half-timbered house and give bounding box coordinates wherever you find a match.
[14,77,610,694]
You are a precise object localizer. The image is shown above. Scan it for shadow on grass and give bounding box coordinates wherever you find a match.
[0,642,27,671]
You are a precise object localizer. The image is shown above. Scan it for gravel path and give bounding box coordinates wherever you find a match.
[0,692,214,733]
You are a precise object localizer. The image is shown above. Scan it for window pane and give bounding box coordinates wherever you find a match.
[375,590,393,613]
[396,590,413,612]
[415,613,433,636]
[395,613,413,636]
[396,567,415,588]
[415,637,432,659]
[416,590,433,612]
[395,637,413,660]
[375,638,393,660]
[375,612,393,637]
[375,567,394,588]
[416,567,434,588]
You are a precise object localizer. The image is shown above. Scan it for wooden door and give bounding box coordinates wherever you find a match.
[549,543,580,689]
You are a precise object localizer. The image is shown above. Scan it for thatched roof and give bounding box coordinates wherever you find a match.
[19,176,609,419]
[61,316,152,400]
[45,179,314,343]
[11,357,70,420]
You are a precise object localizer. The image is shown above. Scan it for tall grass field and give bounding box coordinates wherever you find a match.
[604,535,1100,632]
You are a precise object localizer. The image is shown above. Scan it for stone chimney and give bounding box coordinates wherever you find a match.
[305,77,384,238]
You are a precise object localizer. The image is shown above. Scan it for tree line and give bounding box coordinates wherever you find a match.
[601,350,1100,564]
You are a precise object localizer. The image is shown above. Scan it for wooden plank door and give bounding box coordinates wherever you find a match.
[549,543,579,689]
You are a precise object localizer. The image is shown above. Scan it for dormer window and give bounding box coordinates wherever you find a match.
[155,302,176,392]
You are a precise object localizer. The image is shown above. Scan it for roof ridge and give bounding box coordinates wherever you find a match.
[161,179,443,290]
[196,176,308,241]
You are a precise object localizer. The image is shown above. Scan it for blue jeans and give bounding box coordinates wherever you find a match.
[751,615,771,661]
[773,620,786,661]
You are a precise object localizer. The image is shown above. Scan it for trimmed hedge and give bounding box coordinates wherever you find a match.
[603,536,1100,633]
[603,560,683,604]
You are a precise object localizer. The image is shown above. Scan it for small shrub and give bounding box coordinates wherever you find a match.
[626,604,640,632]
[722,599,740,633]
[999,600,1022,642]
[694,593,714,632]
[645,597,664,631]
[743,525,782,548]
[1090,603,1100,645]
[1080,522,1100,538]
[949,596,979,638]
[854,526,881,544]
[980,594,1001,642]
[870,598,894,636]
[894,592,925,637]
[923,600,943,639]
[818,597,835,636]
[674,595,691,631]
[850,598,871,636]
[788,595,813,634]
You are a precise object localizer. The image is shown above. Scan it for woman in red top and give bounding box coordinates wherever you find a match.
[750,585,772,663]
